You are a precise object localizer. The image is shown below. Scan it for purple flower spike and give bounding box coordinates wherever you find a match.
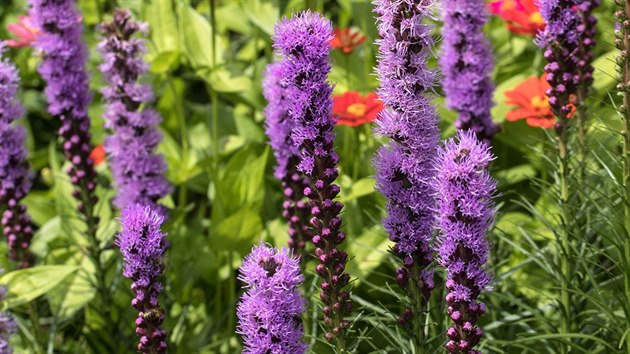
[440,0,499,143]
[98,9,171,212]
[0,275,17,354]
[273,11,352,346]
[263,63,313,256]
[435,130,496,354]
[237,243,307,354]
[0,45,34,268]
[116,205,168,353]
[30,0,99,230]
[372,0,440,331]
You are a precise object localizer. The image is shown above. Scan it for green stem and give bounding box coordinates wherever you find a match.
[557,127,573,352]
[409,265,428,354]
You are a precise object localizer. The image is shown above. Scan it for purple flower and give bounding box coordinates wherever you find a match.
[439,0,498,143]
[537,0,598,130]
[372,0,440,329]
[434,130,496,354]
[0,277,16,354]
[30,0,98,224]
[263,63,313,256]
[273,12,352,345]
[237,243,307,354]
[0,45,34,268]
[116,204,167,353]
[98,9,171,212]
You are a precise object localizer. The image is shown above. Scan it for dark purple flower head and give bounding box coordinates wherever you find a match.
[30,0,98,224]
[237,243,307,354]
[98,9,171,212]
[273,12,352,346]
[0,45,34,267]
[116,204,167,353]
[435,130,496,354]
[372,0,440,325]
[439,0,498,143]
[263,63,313,255]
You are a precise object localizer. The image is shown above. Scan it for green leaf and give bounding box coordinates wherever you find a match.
[210,209,263,254]
[592,50,617,93]
[346,225,390,281]
[339,177,376,203]
[0,265,79,310]
[240,0,279,36]
[48,256,97,322]
[150,51,180,74]
[179,5,224,70]
[204,69,252,93]
[144,0,179,55]
[495,164,537,185]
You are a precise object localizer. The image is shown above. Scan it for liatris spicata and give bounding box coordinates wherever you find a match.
[273,12,352,346]
[98,9,171,212]
[237,243,307,354]
[263,63,312,257]
[435,130,496,354]
[372,0,440,338]
[30,0,98,230]
[0,278,17,354]
[439,0,498,143]
[116,204,168,353]
[0,45,34,268]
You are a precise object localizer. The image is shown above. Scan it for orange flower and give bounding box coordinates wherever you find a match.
[505,75,556,129]
[90,145,106,166]
[489,0,545,36]
[5,13,39,48]
[330,27,366,54]
[333,92,383,127]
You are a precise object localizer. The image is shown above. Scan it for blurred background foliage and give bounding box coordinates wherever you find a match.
[0,0,626,353]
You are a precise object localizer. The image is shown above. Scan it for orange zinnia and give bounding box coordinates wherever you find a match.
[333,92,383,127]
[505,75,557,129]
[489,0,545,36]
[5,13,39,48]
[90,144,106,166]
[330,27,366,54]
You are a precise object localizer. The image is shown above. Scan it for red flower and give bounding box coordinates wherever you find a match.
[333,92,383,127]
[489,0,545,36]
[505,75,561,129]
[330,27,366,54]
[90,145,106,166]
[5,13,39,48]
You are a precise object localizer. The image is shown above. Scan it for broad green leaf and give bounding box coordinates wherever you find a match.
[150,51,181,74]
[204,69,252,93]
[29,216,61,257]
[179,5,224,70]
[211,209,263,254]
[339,177,376,203]
[240,0,279,36]
[495,164,536,185]
[144,0,179,55]
[48,257,97,322]
[0,265,78,310]
[592,50,617,93]
[346,225,390,281]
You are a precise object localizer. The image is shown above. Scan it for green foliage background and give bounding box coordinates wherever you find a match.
[0,0,627,353]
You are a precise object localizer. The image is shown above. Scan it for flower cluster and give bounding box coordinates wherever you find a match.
[273,12,352,345]
[237,244,307,354]
[536,0,598,130]
[489,0,545,36]
[263,63,313,256]
[0,46,34,268]
[116,205,168,353]
[440,0,499,143]
[435,131,496,354]
[30,0,98,224]
[332,91,383,127]
[98,9,171,212]
[0,279,16,354]
[372,0,440,328]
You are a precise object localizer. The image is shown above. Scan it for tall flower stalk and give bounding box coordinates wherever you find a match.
[537,0,587,340]
[439,0,499,143]
[274,12,352,350]
[372,0,440,349]
[0,46,34,268]
[30,0,99,237]
[98,9,171,213]
[237,243,307,354]
[116,204,168,353]
[435,131,496,354]
[614,2,630,353]
[263,63,313,259]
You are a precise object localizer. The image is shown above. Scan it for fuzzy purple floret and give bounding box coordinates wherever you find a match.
[0,46,34,268]
[116,204,167,353]
[263,63,313,255]
[0,281,16,354]
[435,130,496,354]
[273,12,352,344]
[372,0,440,309]
[30,0,98,219]
[237,244,307,354]
[98,9,171,212]
[440,0,498,143]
